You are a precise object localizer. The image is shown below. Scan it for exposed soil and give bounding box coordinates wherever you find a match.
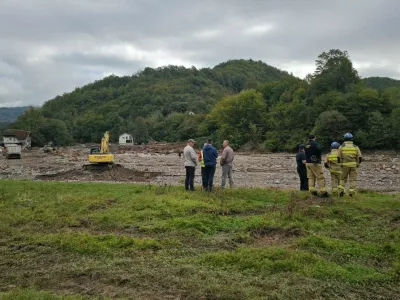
[36,165,161,182]
[0,143,399,192]
[250,226,303,247]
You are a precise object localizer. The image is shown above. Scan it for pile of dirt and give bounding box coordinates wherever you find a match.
[36,165,162,182]
[117,142,185,155]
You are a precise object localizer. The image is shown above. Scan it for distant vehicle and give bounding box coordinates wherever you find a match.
[43,141,56,153]
[2,129,31,159]
[4,144,22,159]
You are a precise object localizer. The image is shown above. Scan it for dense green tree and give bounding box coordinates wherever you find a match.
[313,110,349,149]
[355,111,391,149]
[390,108,400,148]
[131,117,149,144]
[39,119,74,146]
[9,107,73,146]
[311,91,343,119]
[208,90,267,147]
[332,88,390,131]
[10,108,47,146]
[383,87,400,108]
[309,49,359,96]
[264,100,310,151]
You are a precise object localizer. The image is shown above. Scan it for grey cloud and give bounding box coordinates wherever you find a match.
[0,0,399,106]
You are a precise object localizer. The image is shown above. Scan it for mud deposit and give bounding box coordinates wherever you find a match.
[36,165,161,182]
[0,143,399,192]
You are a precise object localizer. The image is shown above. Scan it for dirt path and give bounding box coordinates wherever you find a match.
[0,145,399,192]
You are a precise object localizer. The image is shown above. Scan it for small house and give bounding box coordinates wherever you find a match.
[119,133,134,145]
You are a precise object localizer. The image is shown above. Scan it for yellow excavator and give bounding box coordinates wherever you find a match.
[85,131,118,170]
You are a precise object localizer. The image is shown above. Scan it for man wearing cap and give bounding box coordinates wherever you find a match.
[305,135,328,197]
[296,144,308,191]
[183,139,197,191]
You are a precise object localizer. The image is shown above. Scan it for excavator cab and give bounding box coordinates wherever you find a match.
[89,147,101,154]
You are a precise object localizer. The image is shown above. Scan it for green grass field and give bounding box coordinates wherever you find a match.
[0,180,399,300]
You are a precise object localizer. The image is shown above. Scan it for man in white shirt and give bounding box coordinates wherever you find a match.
[183,139,197,191]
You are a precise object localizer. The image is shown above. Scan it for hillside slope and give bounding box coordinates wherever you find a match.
[0,106,29,122]
[41,59,290,125]
[10,50,400,149]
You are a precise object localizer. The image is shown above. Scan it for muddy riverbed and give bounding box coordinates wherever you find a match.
[0,144,399,192]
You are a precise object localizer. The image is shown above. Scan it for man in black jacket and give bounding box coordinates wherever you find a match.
[296,144,308,191]
[202,139,218,192]
[305,135,328,197]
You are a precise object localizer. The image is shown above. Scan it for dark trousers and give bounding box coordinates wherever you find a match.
[201,167,206,189]
[297,166,308,191]
[185,166,195,191]
[204,166,216,192]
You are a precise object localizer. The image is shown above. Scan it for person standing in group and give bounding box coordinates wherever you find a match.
[202,139,218,192]
[338,133,362,197]
[305,135,328,197]
[324,142,341,194]
[220,140,234,189]
[198,143,207,190]
[183,139,197,191]
[296,144,308,191]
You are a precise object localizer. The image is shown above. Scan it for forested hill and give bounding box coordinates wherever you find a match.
[18,59,290,145]
[10,52,400,150]
[0,106,29,122]
[362,77,400,90]
[42,59,289,120]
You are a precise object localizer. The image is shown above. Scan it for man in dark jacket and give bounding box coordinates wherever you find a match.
[202,139,218,192]
[305,135,327,197]
[296,144,308,191]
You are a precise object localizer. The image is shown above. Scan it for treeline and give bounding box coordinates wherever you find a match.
[9,51,400,150]
[205,50,400,150]
[10,59,289,146]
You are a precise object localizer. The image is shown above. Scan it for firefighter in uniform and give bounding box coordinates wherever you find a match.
[338,133,362,197]
[305,135,328,197]
[324,142,341,194]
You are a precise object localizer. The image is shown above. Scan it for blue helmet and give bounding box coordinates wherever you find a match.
[331,142,340,149]
[344,133,353,141]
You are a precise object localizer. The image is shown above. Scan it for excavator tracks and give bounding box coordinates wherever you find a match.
[83,163,122,171]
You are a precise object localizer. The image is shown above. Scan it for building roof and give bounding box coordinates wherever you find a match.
[2,129,31,140]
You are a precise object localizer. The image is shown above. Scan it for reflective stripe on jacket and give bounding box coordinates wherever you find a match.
[338,141,362,168]
[326,149,341,174]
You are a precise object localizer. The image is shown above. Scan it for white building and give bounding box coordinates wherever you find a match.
[119,133,134,145]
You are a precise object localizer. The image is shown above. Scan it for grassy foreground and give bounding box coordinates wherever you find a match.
[0,180,399,300]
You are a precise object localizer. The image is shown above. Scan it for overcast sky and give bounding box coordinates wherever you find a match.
[1,0,399,107]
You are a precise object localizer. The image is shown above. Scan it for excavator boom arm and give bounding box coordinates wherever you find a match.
[100,131,110,153]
